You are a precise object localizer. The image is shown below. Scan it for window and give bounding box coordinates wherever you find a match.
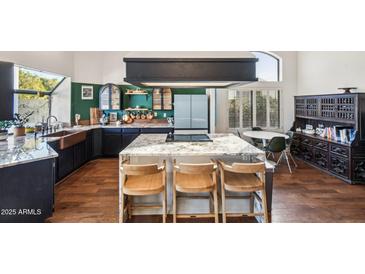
[228,89,281,130]
[251,51,280,82]
[13,66,65,124]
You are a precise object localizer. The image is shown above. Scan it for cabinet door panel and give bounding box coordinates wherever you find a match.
[103,134,122,156]
[191,95,208,129]
[58,146,74,180]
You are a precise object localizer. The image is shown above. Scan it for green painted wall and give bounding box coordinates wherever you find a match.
[71,82,102,122]
[71,82,206,121]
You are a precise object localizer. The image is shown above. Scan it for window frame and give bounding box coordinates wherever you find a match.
[12,65,66,122]
[14,65,66,96]
[228,88,282,131]
[250,51,281,82]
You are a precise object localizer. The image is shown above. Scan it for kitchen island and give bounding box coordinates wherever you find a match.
[120,133,274,222]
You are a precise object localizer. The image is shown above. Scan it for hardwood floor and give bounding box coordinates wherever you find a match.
[47,158,365,223]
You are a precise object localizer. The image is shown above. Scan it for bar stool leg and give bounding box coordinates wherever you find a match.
[120,192,125,223]
[128,196,132,220]
[261,188,269,223]
[173,187,177,223]
[221,186,227,223]
[249,193,254,213]
[162,189,167,223]
[213,186,219,223]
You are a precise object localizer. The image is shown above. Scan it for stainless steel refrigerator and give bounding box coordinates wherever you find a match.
[174,94,208,131]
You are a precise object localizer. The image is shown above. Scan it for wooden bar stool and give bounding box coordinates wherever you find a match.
[218,160,269,223]
[173,161,218,223]
[119,160,167,223]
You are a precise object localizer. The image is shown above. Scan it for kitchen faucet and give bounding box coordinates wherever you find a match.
[46,115,58,132]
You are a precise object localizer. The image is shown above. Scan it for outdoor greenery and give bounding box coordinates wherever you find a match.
[0,120,13,130]
[16,68,62,124]
[19,69,60,93]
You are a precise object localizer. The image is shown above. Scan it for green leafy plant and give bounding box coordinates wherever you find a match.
[13,112,34,128]
[0,120,13,131]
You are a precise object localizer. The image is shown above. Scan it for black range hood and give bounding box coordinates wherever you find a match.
[123,58,258,88]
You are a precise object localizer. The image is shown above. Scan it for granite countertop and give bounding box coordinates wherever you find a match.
[120,133,265,157]
[0,135,58,168]
[0,121,173,168]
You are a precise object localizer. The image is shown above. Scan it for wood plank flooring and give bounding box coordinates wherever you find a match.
[46,158,365,223]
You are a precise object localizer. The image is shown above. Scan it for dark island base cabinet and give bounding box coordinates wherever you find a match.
[0,158,55,223]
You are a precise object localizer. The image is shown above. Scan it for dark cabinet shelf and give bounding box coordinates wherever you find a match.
[293,93,365,184]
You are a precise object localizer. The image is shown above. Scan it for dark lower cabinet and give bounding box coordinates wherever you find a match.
[353,158,365,182]
[58,145,74,180]
[74,141,87,169]
[92,128,102,158]
[291,133,357,184]
[49,127,174,182]
[140,127,173,134]
[0,158,55,223]
[103,128,123,156]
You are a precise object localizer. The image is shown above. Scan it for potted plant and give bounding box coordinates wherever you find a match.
[0,120,13,141]
[13,112,33,137]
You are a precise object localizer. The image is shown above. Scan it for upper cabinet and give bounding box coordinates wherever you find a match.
[152,88,173,110]
[99,84,121,110]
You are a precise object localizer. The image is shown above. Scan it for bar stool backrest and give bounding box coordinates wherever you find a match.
[177,163,216,174]
[219,161,265,174]
[122,163,161,176]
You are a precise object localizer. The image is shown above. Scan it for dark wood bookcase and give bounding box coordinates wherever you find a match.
[292,93,365,184]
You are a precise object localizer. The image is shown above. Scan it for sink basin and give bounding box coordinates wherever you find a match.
[45,130,87,150]
[44,130,77,137]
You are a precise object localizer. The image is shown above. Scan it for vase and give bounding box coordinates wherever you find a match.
[0,130,8,141]
[14,127,26,137]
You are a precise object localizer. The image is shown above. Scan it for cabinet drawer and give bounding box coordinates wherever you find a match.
[302,137,312,146]
[103,128,122,134]
[122,128,140,134]
[330,154,349,179]
[352,158,365,182]
[140,128,174,134]
[300,144,313,162]
[330,144,350,157]
[312,139,328,151]
[313,149,328,169]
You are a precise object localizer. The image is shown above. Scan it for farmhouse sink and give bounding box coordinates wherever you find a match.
[45,130,87,150]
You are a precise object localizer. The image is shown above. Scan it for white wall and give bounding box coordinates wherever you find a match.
[0,51,73,76]
[215,51,297,133]
[72,51,256,85]
[297,51,365,94]
[51,77,72,124]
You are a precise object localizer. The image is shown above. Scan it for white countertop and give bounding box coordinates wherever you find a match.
[120,133,265,157]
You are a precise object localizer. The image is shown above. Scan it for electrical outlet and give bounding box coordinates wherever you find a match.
[163,113,166,118]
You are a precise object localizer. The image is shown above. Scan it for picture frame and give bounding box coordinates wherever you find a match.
[81,85,94,100]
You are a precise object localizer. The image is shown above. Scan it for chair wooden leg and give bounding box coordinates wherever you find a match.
[173,187,177,223]
[284,151,292,173]
[288,151,298,167]
[162,189,167,223]
[261,188,269,223]
[213,187,219,223]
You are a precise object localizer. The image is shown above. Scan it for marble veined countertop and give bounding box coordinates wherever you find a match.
[0,121,173,168]
[0,135,58,168]
[120,134,264,157]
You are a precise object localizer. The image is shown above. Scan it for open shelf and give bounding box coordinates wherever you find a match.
[124,107,149,111]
